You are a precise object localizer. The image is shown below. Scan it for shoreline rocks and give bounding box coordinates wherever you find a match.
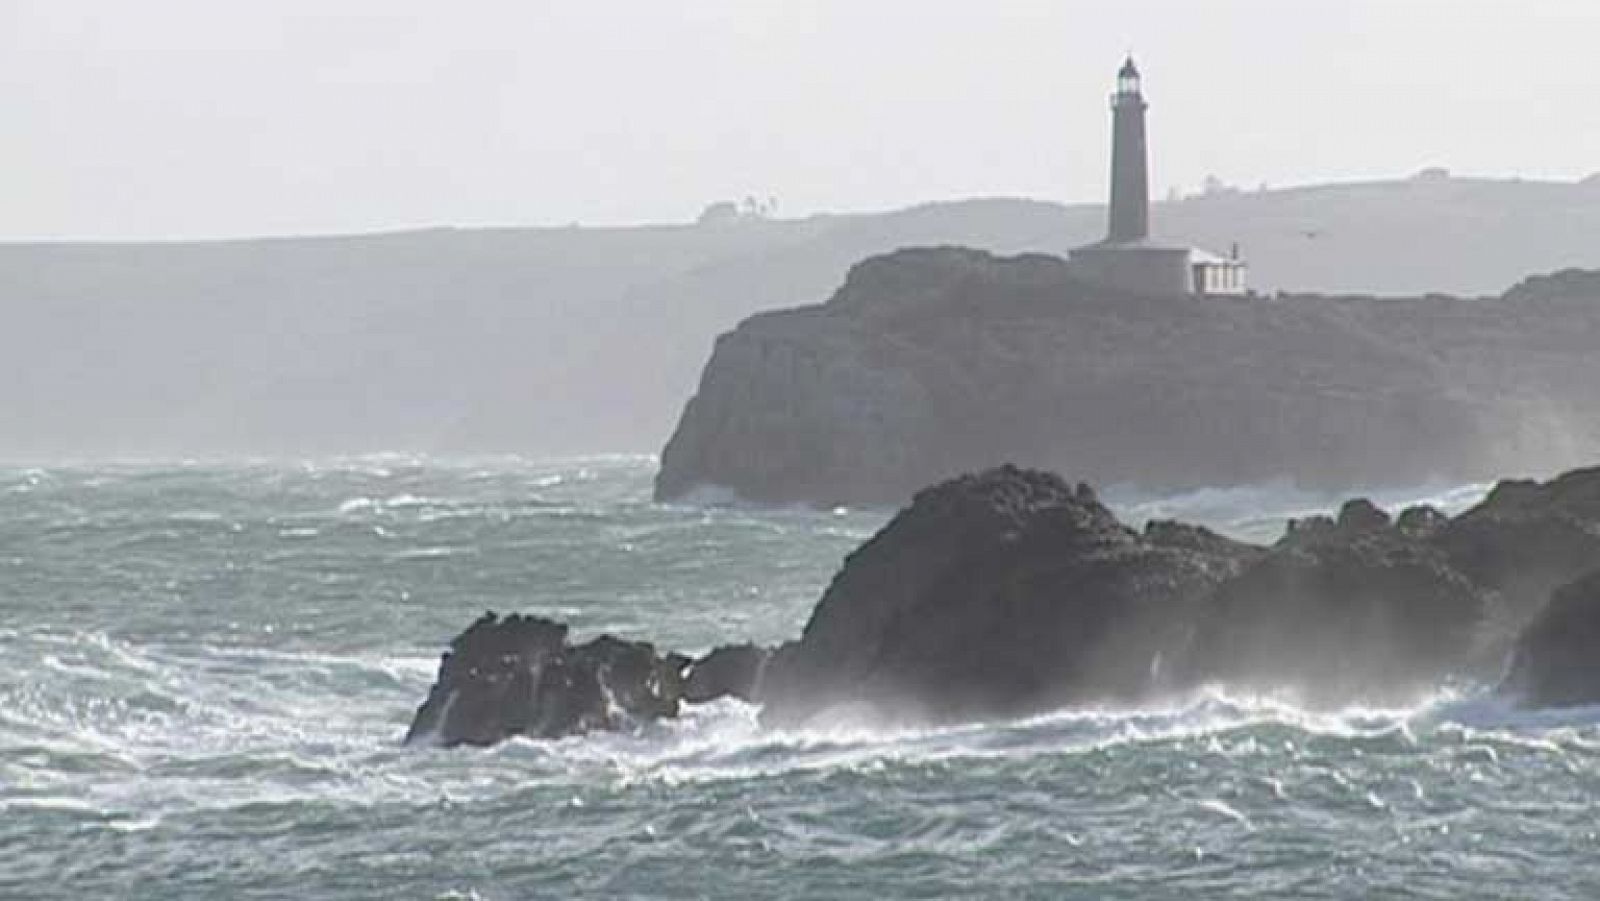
[1501,571,1600,708]
[1183,497,1489,705]
[757,466,1260,726]
[404,613,760,747]
[406,464,1600,745]
[403,614,682,746]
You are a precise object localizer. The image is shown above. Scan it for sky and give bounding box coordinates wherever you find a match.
[2,0,1597,240]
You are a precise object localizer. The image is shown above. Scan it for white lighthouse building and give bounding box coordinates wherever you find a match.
[1068,58,1247,297]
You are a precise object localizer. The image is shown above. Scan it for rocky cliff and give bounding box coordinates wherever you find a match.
[657,250,1600,505]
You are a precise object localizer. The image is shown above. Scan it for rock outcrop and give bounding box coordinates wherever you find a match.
[757,466,1260,726]
[1432,466,1600,621]
[403,614,685,746]
[404,613,762,746]
[1184,499,1489,704]
[684,643,771,704]
[656,248,1600,507]
[1501,571,1600,708]
[408,464,1600,745]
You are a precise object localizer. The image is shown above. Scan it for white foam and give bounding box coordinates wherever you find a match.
[392,546,475,561]
[385,494,431,508]
[1196,797,1254,829]
[492,686,1474,790]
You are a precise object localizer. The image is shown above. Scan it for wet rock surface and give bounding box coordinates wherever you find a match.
[1432,466,1600,621]
[684,643,771,704]
[757,466,1260,726]
[405,613,765,746]
[403,613,683,746]
[409,464,1600,745]
[1501,571,1600,708]
[1184,498,1488,704]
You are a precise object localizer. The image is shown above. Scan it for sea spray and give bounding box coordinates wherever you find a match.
[3,458,1596,899]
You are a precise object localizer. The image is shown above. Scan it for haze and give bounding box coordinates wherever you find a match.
[4,0,1597,240]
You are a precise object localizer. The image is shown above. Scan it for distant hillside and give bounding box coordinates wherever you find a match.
[1,175,1597,460]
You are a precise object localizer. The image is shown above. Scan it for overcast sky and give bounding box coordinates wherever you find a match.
[3,0,1596,240]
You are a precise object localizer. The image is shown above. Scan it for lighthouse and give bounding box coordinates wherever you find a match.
[1107,56,1149,244]
[1068,57,1247,297]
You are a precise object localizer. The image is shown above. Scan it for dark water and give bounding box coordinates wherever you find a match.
[4,457,1596,899]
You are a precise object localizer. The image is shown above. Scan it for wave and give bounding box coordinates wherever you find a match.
[0,457,1578,854]
[8,622,1600,827]
[454,683,1600,792]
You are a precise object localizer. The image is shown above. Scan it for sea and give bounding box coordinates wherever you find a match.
[4,455,1598,900]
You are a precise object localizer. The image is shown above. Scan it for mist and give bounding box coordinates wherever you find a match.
[8,6,1600,895]
[3,180,1597,463]
[5,3,1600,462]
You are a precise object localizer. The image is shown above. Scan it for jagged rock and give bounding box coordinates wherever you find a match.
[1396,504,1448,539]
[1432,466,1600,621]
[1185,509,1488,704]
[407,463,1600,745]
[1143,519,1256,558]
[1501,571,1600,708]
[1336,498,1392,533]
[685,643,771,703]
[404,612,690,747]
[757,465,1261,727]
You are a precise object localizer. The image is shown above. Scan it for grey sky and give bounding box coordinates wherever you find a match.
[3,0,1596,240]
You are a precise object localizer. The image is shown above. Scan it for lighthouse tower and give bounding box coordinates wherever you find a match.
[1068,57,1247,296]
[1107,56,1149,243]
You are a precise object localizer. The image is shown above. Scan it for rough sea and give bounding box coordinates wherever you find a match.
[5,456,1598,900]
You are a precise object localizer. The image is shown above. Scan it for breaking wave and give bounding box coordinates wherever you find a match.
[4,457,1592,900]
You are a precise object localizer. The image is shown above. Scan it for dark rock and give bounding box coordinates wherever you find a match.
[404,612,565,746]
[403,612,690,747]
[1501,571,1600,708]
[1283,515,1336,542]
[1185,508,1488,704]
[1336,498,1392,533]
[758,465,1260,727]
[1396,504,1448,539]
[1144,519,1257,559]
[655,245,1600,508]
[409,463,1600,744]
[685,643,771,703]
[1432,466,1600,621]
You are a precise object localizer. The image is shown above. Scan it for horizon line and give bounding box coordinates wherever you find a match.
[3,171,1595,247]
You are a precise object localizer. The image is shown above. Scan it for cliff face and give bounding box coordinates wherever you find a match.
[656,249,1600,505]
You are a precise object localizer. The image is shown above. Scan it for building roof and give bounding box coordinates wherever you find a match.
[1187,247,1245,266]
[1070,238,1244,265]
